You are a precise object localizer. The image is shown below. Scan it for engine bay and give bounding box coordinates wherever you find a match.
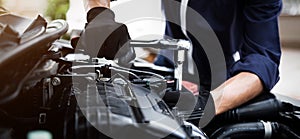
[0,13,299,139]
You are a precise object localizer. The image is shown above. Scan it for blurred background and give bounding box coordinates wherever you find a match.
[1,0,299,100]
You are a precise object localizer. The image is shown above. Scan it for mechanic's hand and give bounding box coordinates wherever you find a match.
[74,7,135,66]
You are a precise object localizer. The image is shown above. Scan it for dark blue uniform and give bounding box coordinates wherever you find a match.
[156,0,282,91]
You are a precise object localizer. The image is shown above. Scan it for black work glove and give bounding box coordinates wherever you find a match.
[74,7,135,66]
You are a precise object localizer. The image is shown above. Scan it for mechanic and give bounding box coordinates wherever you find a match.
[79,0,282,117]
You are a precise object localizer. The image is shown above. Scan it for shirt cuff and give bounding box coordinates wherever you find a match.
[230,54,279,91]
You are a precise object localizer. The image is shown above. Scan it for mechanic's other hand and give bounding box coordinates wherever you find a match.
[75,7,135,66]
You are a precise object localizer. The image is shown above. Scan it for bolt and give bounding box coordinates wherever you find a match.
[51,77,61,86]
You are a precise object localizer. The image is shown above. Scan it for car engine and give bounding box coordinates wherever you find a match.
[0,14,207,139]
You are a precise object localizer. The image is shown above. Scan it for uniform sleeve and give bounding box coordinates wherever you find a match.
[230,0,282,91]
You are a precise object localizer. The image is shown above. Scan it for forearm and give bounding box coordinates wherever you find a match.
[211,72,263,115]
[84,0,110,11]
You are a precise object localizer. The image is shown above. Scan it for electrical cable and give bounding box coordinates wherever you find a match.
[109,67,141,79]
[111,65,165,79]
